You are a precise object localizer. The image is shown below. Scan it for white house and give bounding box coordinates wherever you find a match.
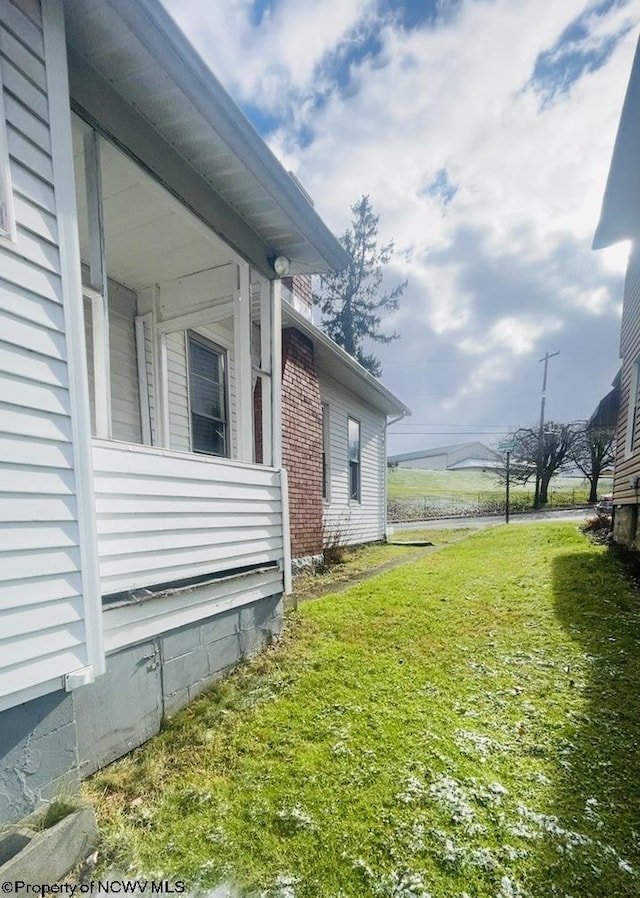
[0,0,348,823]
[278,278,410,565]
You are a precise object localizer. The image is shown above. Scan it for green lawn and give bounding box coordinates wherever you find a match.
[291,529,477,601]
[387,468,612,520]
[86,524,640,897]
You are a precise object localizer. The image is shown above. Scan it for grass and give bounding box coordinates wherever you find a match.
[85,524,640,897]
[35,797,78,830]
[391,527,477,545]
[292,529,476,601]
[387,468,612,521]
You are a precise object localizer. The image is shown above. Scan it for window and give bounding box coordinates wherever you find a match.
[0,72,16,241]
[322,404,330,500]
[188,331,228,456]
[348,417,361,502]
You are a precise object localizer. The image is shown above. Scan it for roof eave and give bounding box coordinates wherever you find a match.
[65,0,348,275]
[109,0,350,273]
[282,305,411,418]
[593,35,640,251]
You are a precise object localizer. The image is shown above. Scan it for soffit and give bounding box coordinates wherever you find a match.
[62,0,349,277]
[593,36,640,250]
[282,304,410,418]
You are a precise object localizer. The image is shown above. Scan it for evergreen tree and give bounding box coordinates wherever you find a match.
[315,195,406,377]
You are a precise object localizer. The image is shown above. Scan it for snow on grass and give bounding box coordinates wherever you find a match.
[85,524,640,897]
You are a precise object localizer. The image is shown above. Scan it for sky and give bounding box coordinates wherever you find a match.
[162,0,640,455]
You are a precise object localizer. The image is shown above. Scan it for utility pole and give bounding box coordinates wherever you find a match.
[534,351,559,510]
[505,450,510,524]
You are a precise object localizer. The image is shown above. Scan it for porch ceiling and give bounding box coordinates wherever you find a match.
[73,116,233,290]
[63,0,350,279]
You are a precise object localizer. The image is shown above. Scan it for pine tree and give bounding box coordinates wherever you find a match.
[315,195,406,377]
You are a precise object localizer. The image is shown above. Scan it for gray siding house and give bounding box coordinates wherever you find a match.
[0,0,347,823]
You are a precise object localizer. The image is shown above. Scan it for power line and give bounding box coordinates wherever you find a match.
[392,424,514,428]
[389,431,511,436]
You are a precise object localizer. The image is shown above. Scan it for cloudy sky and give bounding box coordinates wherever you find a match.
[162,0,640,454]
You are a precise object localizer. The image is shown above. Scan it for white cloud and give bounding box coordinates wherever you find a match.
[161,0,640,448]
[162,0,378,112]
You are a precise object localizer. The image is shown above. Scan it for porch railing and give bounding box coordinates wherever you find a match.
[92,439,283,597]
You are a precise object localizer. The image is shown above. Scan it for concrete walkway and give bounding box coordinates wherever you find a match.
[288,532,476,608]
[289,509,591,609]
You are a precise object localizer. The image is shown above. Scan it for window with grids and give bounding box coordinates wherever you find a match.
[348,416,361,502]
[188,331,228,457]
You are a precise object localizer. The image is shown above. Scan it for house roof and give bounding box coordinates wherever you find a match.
[281,305,411,419]
[587,369,621,430]
[447,457,502,470]
[593,36,640,250]
[388,441,499,464]
[62,0,349,279]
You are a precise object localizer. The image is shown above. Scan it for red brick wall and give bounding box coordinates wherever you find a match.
[282,327,323,558]
[282,275,313,316]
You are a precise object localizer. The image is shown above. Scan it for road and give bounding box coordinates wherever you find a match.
[388,506,592,533]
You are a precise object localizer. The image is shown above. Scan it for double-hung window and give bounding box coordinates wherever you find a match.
[188,331,228,456]
[348,416,361,502]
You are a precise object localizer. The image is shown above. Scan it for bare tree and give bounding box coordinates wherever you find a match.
[500,422,579,506]
[569,424,616,503]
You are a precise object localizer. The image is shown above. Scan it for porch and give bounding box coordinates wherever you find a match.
[71,112,288,621]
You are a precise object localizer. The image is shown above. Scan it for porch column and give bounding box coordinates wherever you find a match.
[271,278,282,469]
[83,128,112,439]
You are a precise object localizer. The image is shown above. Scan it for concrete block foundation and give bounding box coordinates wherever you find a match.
[613,504,639,549]
[0,593,283,824]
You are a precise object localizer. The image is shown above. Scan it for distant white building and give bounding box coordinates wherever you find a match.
[388,441,501,471]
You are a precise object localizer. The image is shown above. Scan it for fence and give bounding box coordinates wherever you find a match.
[387,488,590,523]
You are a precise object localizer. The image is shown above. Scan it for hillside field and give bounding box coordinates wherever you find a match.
[387,467,611,521]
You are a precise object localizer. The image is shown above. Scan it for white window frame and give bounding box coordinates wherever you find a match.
[0,68,16,243]
[625,357,640,459]
[348,416,361,503]
[187,329,230,458]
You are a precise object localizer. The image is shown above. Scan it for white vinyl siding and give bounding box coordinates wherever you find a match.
[0,0,101,707]
[141,314,156,444]
[156,320,237,455]
[92,440,283,597]
[319,372,386,546]
[103,567,283,654]
[84,292,238,455]
[166,331,190,451]
[109,281,141,443]
[84,277,141,443]
[0,48,15,239]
